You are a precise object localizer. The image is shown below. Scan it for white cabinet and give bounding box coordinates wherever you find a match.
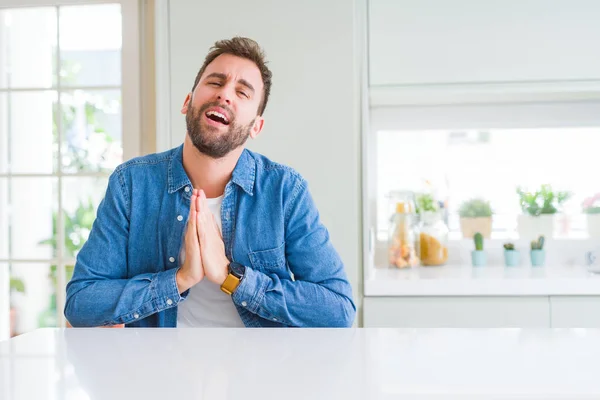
[364,296,600,328]
[369,0,600,87]
[363,296,550,328]
[550,296,600,328]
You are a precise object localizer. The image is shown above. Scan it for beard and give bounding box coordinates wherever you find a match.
[186,101,255,159]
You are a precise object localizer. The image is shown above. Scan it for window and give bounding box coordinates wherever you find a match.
[376,127,600,239]
[367,101,600,269]
[0,1,141,339]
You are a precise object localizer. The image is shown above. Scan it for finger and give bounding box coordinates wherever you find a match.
[196,211,206,242]
[199,189,208,214]
[186,210,198,248]
[212,213,223,239]
[193,210,202,259]
[195,193,204,234]
[188,191,197,234]
[189,210,196,230]
[189,192,197,215]
[196,190,202,215]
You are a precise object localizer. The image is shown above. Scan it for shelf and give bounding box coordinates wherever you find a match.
[365,264,600,297]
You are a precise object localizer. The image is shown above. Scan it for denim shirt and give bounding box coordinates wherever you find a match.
[65,145,356,328]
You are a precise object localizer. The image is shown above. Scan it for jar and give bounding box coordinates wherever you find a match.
[419,211,449,266]
[387,191,420,269]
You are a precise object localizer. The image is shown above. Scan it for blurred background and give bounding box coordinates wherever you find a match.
[1,0,600,338]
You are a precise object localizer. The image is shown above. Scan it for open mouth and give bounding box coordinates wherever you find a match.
[205,110,230,125]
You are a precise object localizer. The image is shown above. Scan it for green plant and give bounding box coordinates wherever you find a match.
[458,198,493,218]
[516,184,571,216]
[530,235,545,250]
[415,193,438,214]
[503,243,515,251]
[40,197,97,257]
[39,197,97,307]
[10,277,25,294]
[52,90,116,173]
[9,276,25,310]
[473,232,484,251]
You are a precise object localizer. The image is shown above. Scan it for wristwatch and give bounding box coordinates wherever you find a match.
[220,261,246,295]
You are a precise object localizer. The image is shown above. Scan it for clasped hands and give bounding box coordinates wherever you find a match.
[176,189,230,293]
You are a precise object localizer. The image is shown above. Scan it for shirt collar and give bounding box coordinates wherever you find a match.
[230,148,256,196]
[168,145,255,196]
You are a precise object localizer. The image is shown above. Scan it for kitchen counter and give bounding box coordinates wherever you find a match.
[365,264,600,296]
[1,327,600,399]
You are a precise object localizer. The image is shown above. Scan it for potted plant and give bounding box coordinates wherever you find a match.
[530,235,546,267]
[458,198,493,238]
[471,232,486,267]
[9,276,25,337]
[582,193,600,238]
[503,243,520,267]
[516,184,571,238]
[415,192,439,215]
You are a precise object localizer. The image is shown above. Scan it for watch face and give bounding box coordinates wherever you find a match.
[229,262,245,278]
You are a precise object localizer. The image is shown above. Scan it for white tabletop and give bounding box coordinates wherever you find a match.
[1,327,599,399]
[365,264,600,296]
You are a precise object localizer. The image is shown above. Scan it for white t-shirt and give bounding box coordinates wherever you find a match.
[176,195,245,327]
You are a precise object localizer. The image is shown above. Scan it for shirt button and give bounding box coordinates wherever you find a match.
[241,301,247,307]
[184,186,190,193]
[166,299,173,306]
[225,212,230,220]
[169,257,175,263]
[134,313,140,319]
[177,215,183,221]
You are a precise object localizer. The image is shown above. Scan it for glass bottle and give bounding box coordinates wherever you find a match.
[387,191,420,268]
[419,210,449,266]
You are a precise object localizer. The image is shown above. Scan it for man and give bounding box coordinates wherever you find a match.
[65,37,356,328]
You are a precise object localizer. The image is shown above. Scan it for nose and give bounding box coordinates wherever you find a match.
[216,85,233,105]
[217,94,231,105]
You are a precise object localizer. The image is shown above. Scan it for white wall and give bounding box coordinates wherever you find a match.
[158,0,364,321]
[369,0,600,87]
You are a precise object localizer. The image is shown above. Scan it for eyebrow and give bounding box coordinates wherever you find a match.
[205,72,255,94]
[238,79,255,94]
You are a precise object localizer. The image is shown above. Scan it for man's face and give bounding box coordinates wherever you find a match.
[182,53,265,158]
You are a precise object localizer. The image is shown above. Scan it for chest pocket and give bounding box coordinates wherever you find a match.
[248,242,287,274]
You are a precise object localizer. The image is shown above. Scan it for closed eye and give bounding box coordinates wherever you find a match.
[208,82,222,87]
[238,90,248,98]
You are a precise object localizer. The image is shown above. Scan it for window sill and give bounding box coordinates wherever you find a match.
[448,231,593,241]
[365,264,600,297]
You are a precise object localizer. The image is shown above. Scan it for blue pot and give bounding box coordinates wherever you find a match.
[530,250,546,266]
[504,250,520,267]
[471,250,487,267]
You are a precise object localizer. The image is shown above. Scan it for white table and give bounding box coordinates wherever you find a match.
[1,327,599,399]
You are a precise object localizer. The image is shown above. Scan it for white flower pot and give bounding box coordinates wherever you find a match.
[460,217,492,239]
[517,214,554,239]
[587,214,600,238]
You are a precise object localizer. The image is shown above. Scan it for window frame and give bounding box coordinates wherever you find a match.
[0,0,143,338]
[364,99,600,278]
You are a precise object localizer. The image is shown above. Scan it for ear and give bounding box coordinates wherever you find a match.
[249,116,265,140]
[181,93,192,115]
